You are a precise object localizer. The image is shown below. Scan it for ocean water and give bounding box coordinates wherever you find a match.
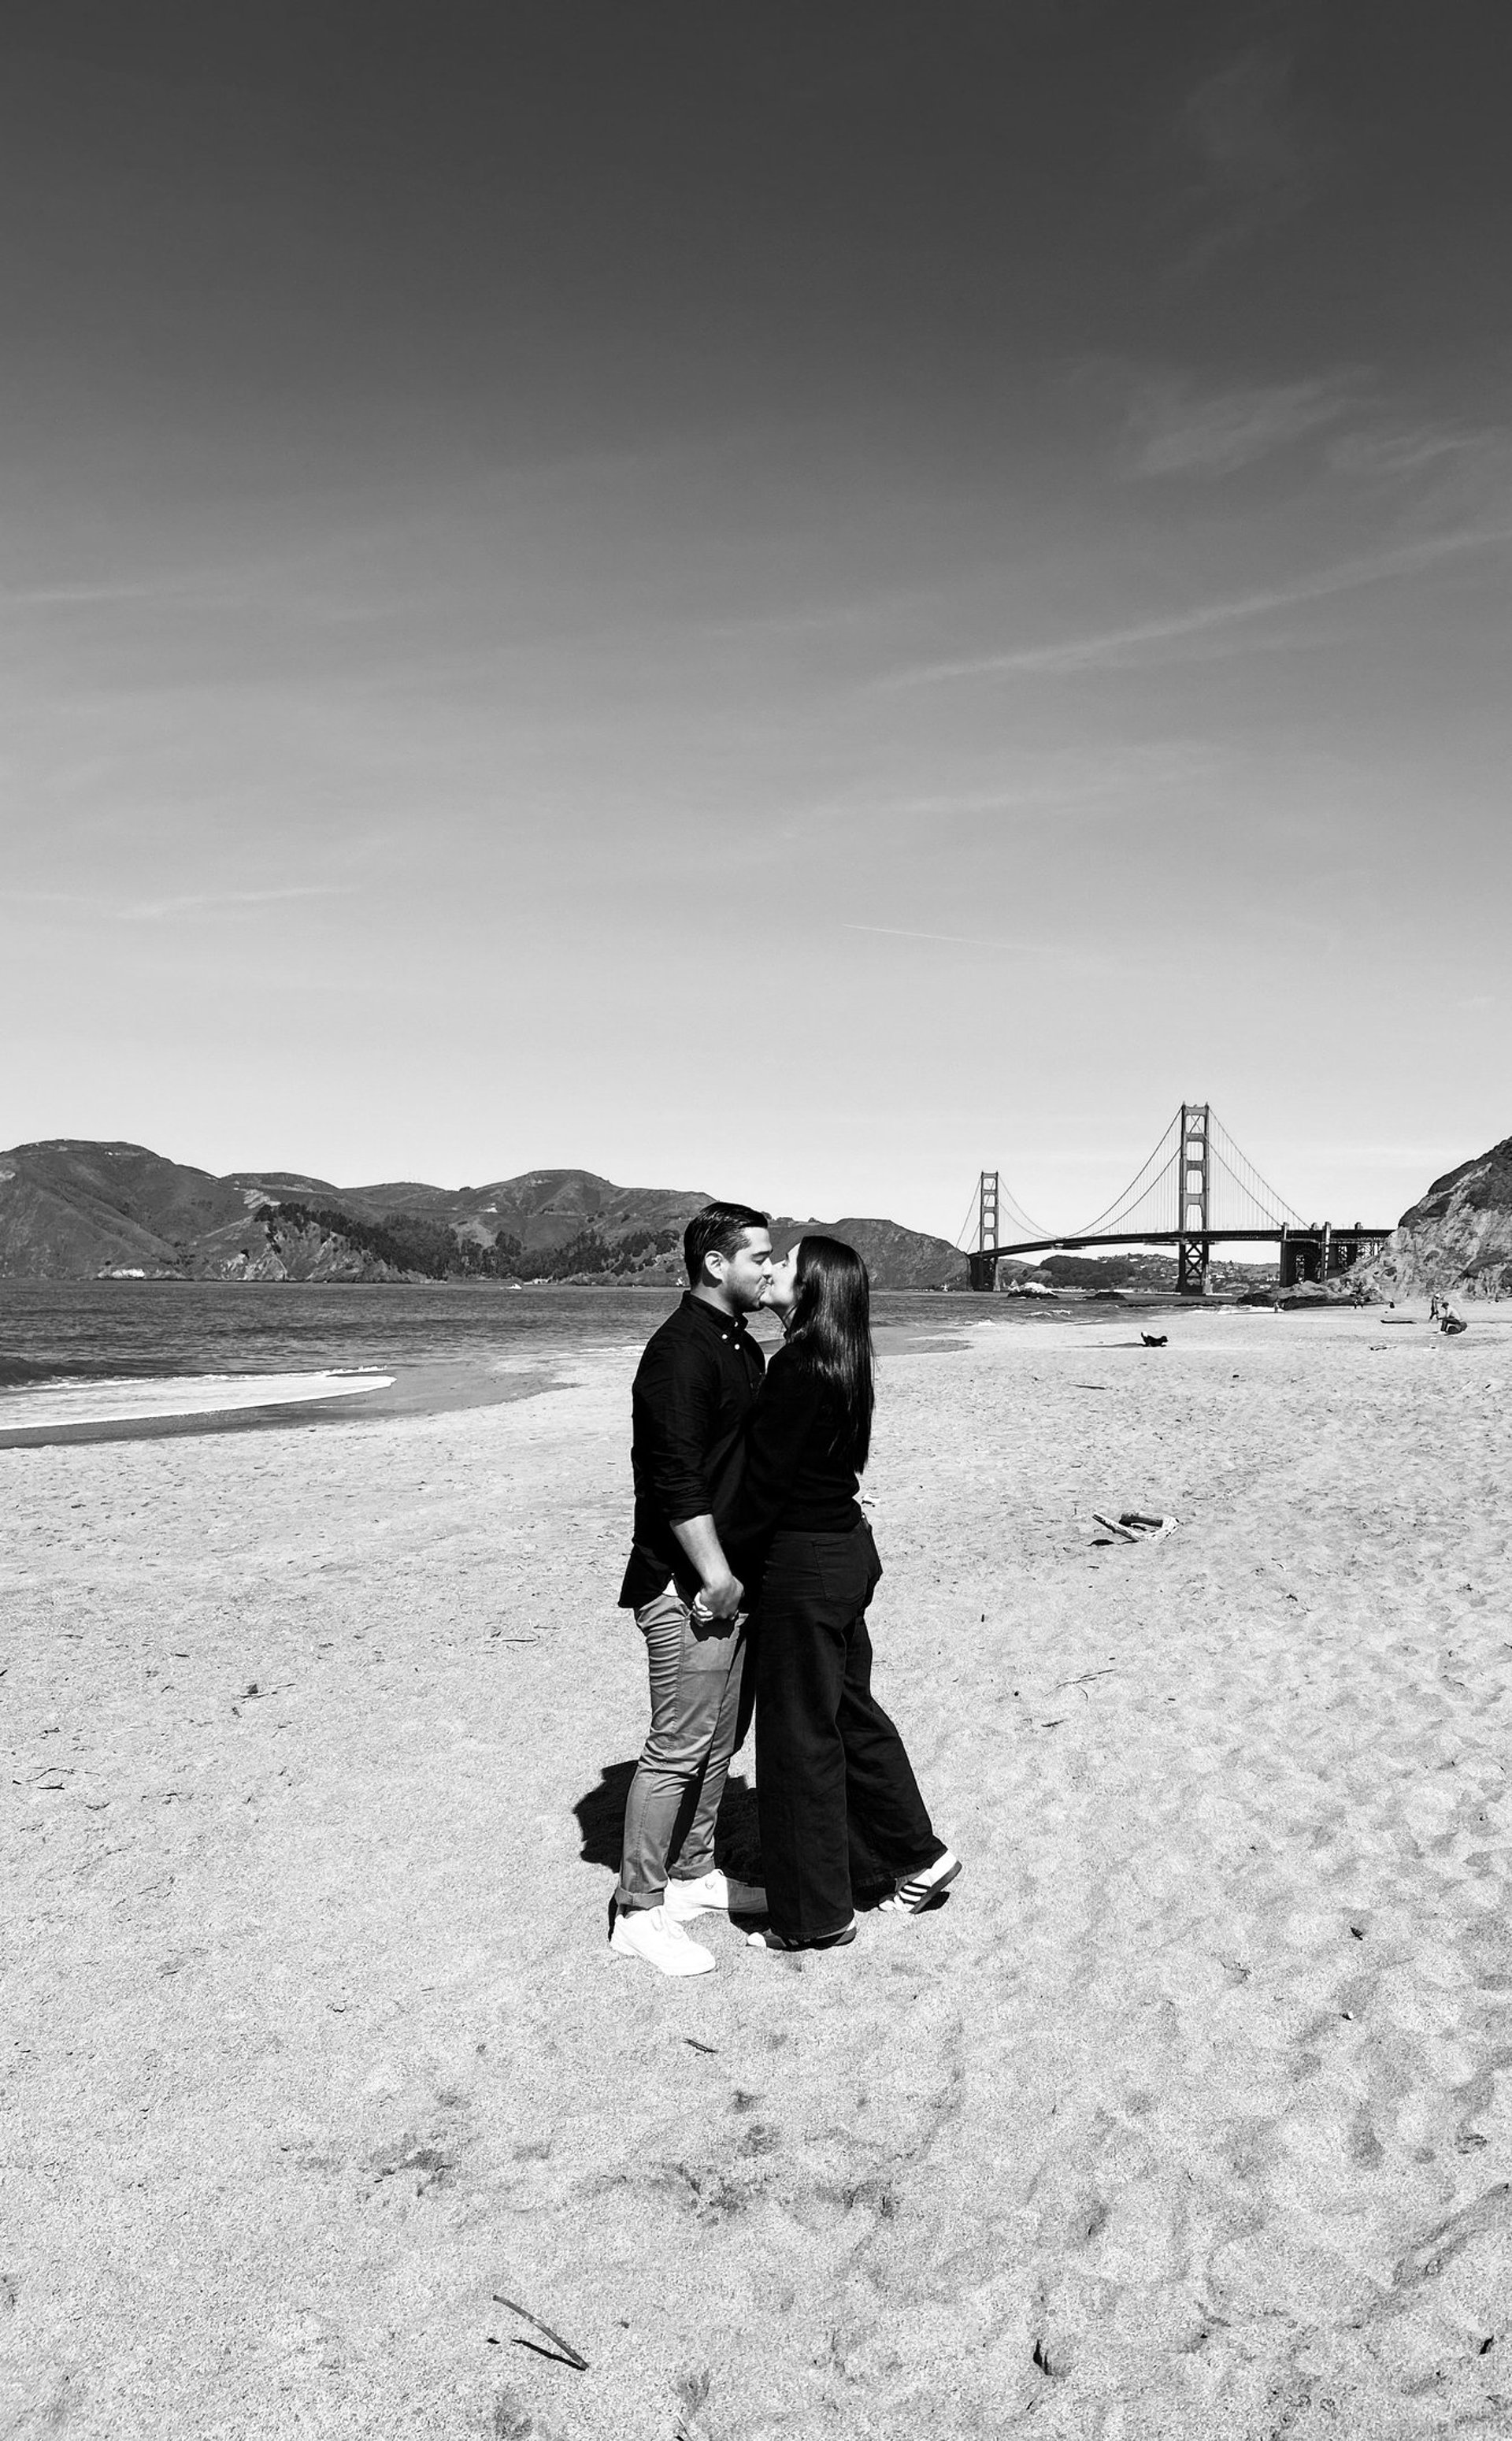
[0,1279,676,1389]
[0,1278,1000,1392]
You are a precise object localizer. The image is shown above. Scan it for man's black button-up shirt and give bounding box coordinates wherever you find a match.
[618,1291,766,1609]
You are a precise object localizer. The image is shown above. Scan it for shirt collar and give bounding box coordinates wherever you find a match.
[681,1289,749,1341]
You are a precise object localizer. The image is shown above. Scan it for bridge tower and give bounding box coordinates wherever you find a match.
[975,1170,1000,1289]
[1177,1103,1211,1295]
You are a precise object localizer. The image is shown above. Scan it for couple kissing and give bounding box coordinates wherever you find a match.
[610,1200,960,1975]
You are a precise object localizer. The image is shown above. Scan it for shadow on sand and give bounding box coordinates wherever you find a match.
[571,1764,927,1919]
[573,1759,763,1886]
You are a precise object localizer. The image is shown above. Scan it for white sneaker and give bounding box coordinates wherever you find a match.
[610,1903,716,1976]
[664,1869,768,1920]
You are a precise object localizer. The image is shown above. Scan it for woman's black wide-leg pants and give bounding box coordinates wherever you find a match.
[753,1520,945,1942]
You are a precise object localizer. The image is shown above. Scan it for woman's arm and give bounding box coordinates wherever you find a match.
[727,1352,822,1564]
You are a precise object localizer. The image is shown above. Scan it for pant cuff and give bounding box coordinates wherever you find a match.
[899,1838,948,1876]
[777,1916,854,1945]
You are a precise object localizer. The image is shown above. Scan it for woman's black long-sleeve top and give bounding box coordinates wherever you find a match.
[726,1345,862,1578]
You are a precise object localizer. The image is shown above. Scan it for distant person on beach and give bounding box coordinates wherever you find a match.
[728,1234,959,1953]
[610,1201,773,1977]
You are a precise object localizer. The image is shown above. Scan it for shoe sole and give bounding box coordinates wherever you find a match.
[747,1920,858,1953]
[609,1938,715,1975]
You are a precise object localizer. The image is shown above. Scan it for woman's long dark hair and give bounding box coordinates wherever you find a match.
[784,1234,875,1473]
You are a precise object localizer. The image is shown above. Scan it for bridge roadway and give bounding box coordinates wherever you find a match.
[967,1222,1392,1293]
[982,1228,1301,1259]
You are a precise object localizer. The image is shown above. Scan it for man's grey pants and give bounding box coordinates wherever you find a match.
[615,1586,747,1912]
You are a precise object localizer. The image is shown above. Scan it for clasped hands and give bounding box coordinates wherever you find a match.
[690,1573,743,1623]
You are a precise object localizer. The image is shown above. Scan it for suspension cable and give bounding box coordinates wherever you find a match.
[1207,1114,1302,1228]
[965,1107,1303,1248]
[1073,1109,1183,1237]
[953,1184,984,1252]
[954,1173,1049,1248]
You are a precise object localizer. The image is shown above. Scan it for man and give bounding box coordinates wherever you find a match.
[610,1200,773,1975]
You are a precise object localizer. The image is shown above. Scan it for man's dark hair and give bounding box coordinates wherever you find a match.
[684,1201,769,1285]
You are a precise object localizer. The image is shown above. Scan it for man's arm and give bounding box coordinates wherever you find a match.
[669,1515,743,1619]
[636,1334,743,1614]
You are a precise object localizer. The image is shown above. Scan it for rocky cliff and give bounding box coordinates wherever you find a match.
[1359,1133,1512,1300]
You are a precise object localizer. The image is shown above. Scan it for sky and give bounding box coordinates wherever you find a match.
[2,1,1509,1244]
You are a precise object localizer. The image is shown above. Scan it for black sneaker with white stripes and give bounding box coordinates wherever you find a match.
[879,1849,962,1914]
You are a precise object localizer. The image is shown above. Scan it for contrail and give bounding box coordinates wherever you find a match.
[888,521,1512,684]
[846,922,1019,950]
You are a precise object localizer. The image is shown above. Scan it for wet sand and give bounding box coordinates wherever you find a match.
[0,1360,565,1452]
[5,1302,1512,2437]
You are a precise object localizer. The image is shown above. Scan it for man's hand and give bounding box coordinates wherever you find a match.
[672,1514,742,1619]
[693,1572,744,1622]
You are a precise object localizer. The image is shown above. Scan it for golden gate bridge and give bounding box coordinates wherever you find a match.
[961,1103,1390,1295]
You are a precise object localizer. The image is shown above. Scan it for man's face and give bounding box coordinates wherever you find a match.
[709,1228,774,1311]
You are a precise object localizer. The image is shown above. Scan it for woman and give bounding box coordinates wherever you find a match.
[727,1234,959,1952]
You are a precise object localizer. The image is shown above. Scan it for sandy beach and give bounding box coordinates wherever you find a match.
[6,1301,1512,2439]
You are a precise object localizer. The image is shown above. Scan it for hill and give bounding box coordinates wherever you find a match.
[0,1142,300,1280]
[0,1142,969,1291]
[768,1215,966,1293]
[1359,1133,1512,1300]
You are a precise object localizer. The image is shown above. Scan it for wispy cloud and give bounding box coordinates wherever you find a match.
[806,782,1108,831]
[4,578,206,609]
[794,743,1217,835]
[888,522,1512,686]
[116,885,356,922]
[0,533,406,619]
[1327,421,1512,530]
[3,881,358,922]
[1329,426,1498,482]
[0,566,277,614]
[846,922,1021,951]
[1125,375,1353,477]
[0,888,95,907]
[843,924,1163,990]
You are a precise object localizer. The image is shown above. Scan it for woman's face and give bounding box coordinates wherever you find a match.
[762,1243,803,1317]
